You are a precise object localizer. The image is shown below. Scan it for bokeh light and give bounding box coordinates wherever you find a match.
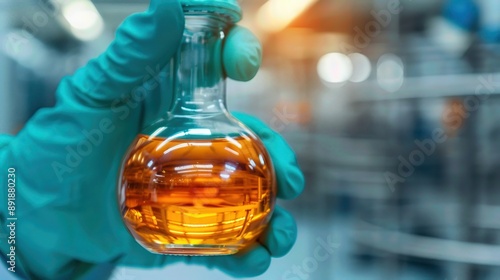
[317,53,354,84]
[62,0,104,41]
[348,53,372,83]
[377,54,404,92]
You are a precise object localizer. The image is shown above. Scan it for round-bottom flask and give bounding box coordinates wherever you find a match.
[117,3,276,256]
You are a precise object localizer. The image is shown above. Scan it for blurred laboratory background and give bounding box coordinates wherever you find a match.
[2,0,500,279]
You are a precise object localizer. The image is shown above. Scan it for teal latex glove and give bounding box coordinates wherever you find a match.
[0,0,304,279]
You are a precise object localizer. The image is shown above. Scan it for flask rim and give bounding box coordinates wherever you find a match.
[181,3,242,23]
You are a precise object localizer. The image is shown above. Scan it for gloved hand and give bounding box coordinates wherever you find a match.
[0,0,304,279]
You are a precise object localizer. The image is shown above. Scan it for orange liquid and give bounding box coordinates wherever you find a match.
[119,134,275,255]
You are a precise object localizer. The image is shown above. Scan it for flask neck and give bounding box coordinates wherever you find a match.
[168,15,229,117]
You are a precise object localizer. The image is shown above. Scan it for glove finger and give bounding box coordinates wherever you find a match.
[223,26,262,81]
[0,134,13,148]
[123,225,273,278]
[233,112,305,200]
[188,244,272,278]
[67,0,184,107]
[258,206,297,257]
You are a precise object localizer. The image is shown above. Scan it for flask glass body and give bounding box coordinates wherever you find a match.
[117,11,276,256]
